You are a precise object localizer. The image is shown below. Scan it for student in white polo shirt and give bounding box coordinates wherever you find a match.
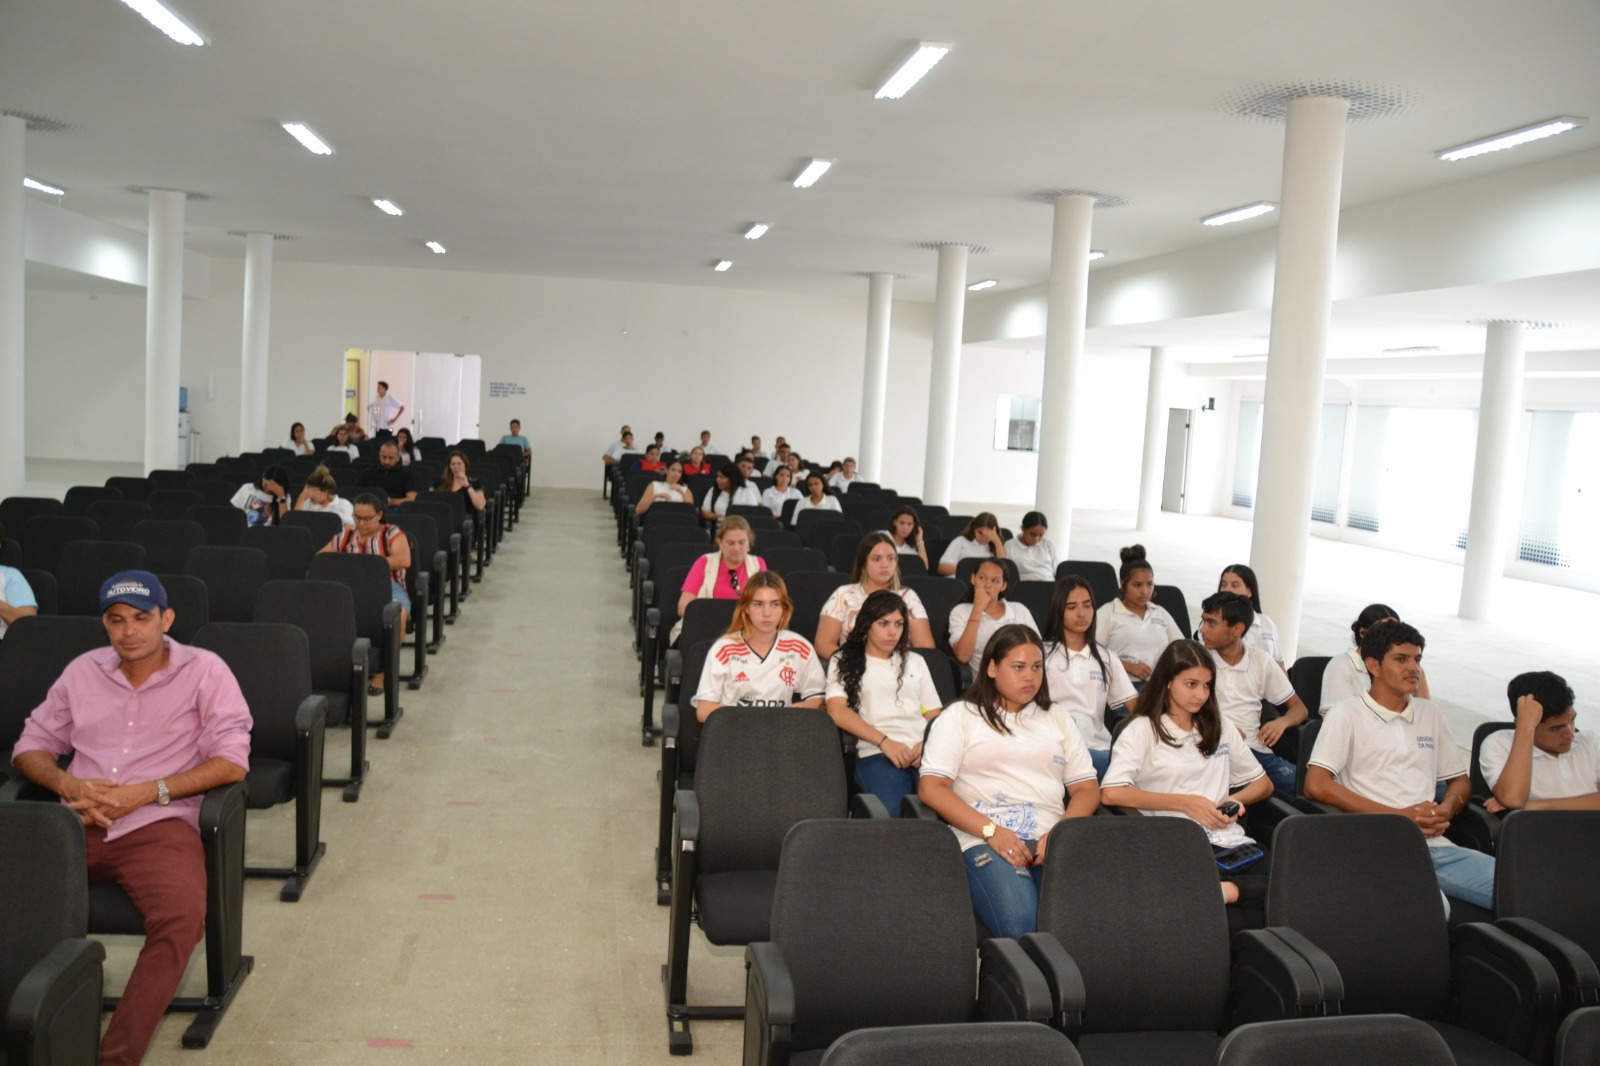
[1481,671,1600,812]
[603,427,634,467]
[1041,575,1135,779]
[1319,603,1434,712]
[1004,511,1057,584]
[948,558,1038,674]
[936,513,1006,576]
[1094,544,1183,683]
[1198,592,1308,801]
[1217,564,1284,670]
[1306,620,1495,912]
[694,572,825,719]
[1102,639,1274,914]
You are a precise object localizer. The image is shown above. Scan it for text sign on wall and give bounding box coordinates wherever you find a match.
[488,381,526,398]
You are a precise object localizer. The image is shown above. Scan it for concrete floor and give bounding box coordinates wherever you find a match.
[12,467,1590,1062]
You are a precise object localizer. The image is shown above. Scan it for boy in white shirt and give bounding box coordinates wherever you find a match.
[1306,620,1495,911]
[1198,592,1308,800]
[1481,671,1599,812]
[828,457,859,493]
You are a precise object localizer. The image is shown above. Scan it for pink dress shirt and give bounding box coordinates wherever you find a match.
[13,639,252,841]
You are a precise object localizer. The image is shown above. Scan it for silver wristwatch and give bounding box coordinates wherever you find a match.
[156,779,171,806]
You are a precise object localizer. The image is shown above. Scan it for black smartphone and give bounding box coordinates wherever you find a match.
[1217,800,1241,818]
[1213,843,1265,871]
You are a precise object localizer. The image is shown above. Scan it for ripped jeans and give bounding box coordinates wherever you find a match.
[961,841,1045,939]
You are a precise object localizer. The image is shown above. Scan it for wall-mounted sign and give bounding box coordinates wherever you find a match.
[488,381,527,398]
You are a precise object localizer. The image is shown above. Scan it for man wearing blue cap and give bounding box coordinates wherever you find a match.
[11,570,251,1066]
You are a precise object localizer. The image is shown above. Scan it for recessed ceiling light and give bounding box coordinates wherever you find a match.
[967,279,997,291]
[744,223,769,240]
[1088,250,1107,261]
[1436,116,1585,162]
[118,0,204,45]
[372,198,403,216]
[1201,201,1277,227]
[875,43,951,100]
[425,241,446,255]
[792,159,833,189]
[714,260,733,272]
[281,122,333,155]
[23,177,64,196]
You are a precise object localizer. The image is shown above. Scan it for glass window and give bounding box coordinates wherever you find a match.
[1233,401,1263,508]
[1519,411,1600,576]
[993,395,1042,452]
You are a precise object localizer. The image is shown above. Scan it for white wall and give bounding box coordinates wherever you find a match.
[25,260,936,491]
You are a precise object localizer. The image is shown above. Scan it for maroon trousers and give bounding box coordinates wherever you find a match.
[85,820,207,1066]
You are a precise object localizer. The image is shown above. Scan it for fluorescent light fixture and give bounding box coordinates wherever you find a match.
[425,241,447,255]
[967,279,998,292]
[372,198,403,216]
[281,122,333,156]
[1436,116,1585,162]
[1088,250,1106,261]
[743,223,769,240]
[875,43,951,100]
[1201,201,1277,227]
[714,260,733,272]
[118,0,204,45]
[792,158,833,189]
[23,177,64,196]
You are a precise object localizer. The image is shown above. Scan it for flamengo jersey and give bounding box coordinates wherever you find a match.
[695,630,827,708]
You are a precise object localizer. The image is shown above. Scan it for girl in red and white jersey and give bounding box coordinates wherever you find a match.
[694,572,825,720]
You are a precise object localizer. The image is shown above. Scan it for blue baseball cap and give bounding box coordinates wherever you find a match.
[99,570,169,614]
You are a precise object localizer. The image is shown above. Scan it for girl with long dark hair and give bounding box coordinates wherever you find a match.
[1218,563,1283,669]
[948,558,1037,672]
[884,506,928,569]
[700,462,760,522]
[1042,575,1135,779]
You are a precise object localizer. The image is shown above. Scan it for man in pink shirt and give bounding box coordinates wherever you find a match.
[11,570,251,1066]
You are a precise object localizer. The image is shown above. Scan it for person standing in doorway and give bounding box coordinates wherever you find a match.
[375,381,406,434]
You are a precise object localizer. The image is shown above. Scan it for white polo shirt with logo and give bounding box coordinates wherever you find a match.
[1094,598,1182,670]
[1103,714,1265,848]
[1209,645,1296,754]
[1309,693,1467,849]
[1043,641,1135,750]
[1479,729,1600,802]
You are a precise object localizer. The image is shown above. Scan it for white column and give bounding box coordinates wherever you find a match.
[1459,321,1527,619]
[0,116,24,499]
[923,244,969,507]
[144,190,185,473]
[1135,346,1169,531]
[1033,193,1096,556]
[1247,95,1350,663]
[238,232,274,453]
[858,273,893,482]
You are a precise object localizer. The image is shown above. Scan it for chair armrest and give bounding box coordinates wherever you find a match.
[199,779,249,837]
[381,601,401,628]
[850,793,890,819]
[663,702,682,742]
[675,789,700,846]
[294,694,328,736]
[1017,932,1084,1032]
[1291,798,1339,815]
[744,941,796,1066]
[1231,927,1342,1024]
[5,937,106,1062]
[429,549,446,576]
[1444,802,1498,854]
[1245,796,1300,842]
[1496,917,1600,1012]
[1449,920,1562,1061]
[900,795,940,821]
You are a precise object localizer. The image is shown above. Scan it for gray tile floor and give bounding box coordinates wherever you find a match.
[21,473,1586,1063]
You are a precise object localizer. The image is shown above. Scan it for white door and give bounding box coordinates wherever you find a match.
[368,350,418,436]
[1161,408,1191,513]
[458,355,482,442]
[414,352,463,442]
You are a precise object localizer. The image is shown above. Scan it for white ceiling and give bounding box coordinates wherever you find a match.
[3,0,1598,309]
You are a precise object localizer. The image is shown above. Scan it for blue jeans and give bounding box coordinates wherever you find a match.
[390,578,412,614]
[1088,747,1111,781]
[1252,749,1297,801]
[854,755,917,818]
[1429,844,1496,911]
[961,842,1044,939]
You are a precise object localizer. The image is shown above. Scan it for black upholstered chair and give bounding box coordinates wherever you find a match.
[389,512,445,657]
[1009,580,1054,631]
[280,509,343,552]
[102,476,154,503]
[657,638,715,904]
[19,568,57,615]
[181,504,247,548]
[182,545,271,624]
[0,801,104,1066]
[1267,814,1561,1064]
[192,623,327,902]
[131,519,207,574]
[743,819,1054,1064]
[307,553,403,738]
[1055,560,1118,609]
[782,570,849,643]
[84,500,152,542]
[1493,811,1600,1015]
[1287,655,1330,713]
[19,516,98,573]
[242,524,315,582]
[1469,721,1516,802]
[762,547,829,579]
[154,573,211,644]
[1556,1006,1600,1066]
[817,1022,1078,1066]
[1217,1015,1455,1066]
[396,501,463,624]
[903,576,965,660]
[0,617,107,787]
[1152,584,1192,639]
[0,495,63,532]
[146,489,205,523]
[61,486,121,517]
[55,541,147,616]
[665,707,850,1054]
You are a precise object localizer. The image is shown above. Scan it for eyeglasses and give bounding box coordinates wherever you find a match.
[354,512,380,523]
[728,568,741,592]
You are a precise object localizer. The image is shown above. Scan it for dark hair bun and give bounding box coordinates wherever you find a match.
[1120,544,1147,564]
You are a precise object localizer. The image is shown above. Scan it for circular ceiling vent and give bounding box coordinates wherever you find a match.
[125,186,212,201]
[1220,81,1421,124]
[1025,188,1130,208]
[1470,319,1560,330]
[2,110,71,133]
[914,241,992,254]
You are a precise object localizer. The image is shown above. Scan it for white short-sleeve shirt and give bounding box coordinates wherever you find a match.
[1479,729,1600,803]
[1044,642,1136,750]
[1095,599,1183,670]
[1319,648,1370,712]
[301,494,355,528]
[828,472,857,494]
[881,534,922,558]
[760,486,801,518]
[824,651,943,760]
[702,484,762,518]
[938,536,994,571]
[819,583,928,635]
[1103,714,1265,847]
[693,630,826,708]
[1310,694,1468,849]
[1003,536,1057,584]
[605,440,630,460]
[1243,612,1282,664]
[1209,646,1296,753]
[791,495,842,524]
[644,481,693,507]
[947,601,1039,671]
[920,700,1097,851]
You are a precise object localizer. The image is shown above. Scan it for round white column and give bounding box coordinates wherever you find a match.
[144,189,186,473]
[858,272,893,482]
[1135,346,1170,531]
[1459,320,1527,620]
[238,232,274,454]
[1033,193,1095,556]
[923,244,969,507]
[1248,95,1350,663]
[0,116,25,499]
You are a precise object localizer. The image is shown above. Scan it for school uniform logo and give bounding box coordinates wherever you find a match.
[1417,736,1435,750]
